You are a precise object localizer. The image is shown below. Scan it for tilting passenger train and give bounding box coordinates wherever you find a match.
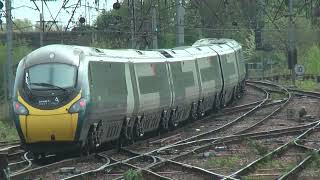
[12,38,246,156]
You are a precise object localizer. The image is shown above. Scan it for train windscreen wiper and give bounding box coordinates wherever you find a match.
[30,83,67,91]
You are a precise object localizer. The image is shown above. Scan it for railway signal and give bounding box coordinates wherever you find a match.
[79,17,85,24]
[294,64,305,77]
[113,0,120,10]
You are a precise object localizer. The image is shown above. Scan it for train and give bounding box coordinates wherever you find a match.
[12,38,246,157]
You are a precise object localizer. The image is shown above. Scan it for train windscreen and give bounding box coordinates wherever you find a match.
[25,63,77,90]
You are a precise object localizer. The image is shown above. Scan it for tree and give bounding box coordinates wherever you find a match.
[13,19,33,32]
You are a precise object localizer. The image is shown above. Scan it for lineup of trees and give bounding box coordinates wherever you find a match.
[92,0,320,73]
[1,0,320,101]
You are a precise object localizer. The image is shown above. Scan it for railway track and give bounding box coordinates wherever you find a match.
[227,121,320,180]
[57,82,293,179]
[6,81,320,180]
[6,83,267,179]
[0,140,20,149]
[55,121,319,180]
[173,81,290,144]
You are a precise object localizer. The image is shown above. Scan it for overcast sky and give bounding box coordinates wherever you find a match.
[11,0,114,28]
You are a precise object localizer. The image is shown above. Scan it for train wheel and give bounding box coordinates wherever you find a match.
[231,88,237,103]
[240,81,246,93]
[190,103,198,121]
[198,99,205,118]
[160,110,169,131]
[220,93,225,109]
[169,109,179,129]
[236,86,241,99]
[87,131,96,151]
[123,118,134,142]
[83,124,100,155]
[134,117,144,138]
[214,94,221,112]
[80,144,90,157]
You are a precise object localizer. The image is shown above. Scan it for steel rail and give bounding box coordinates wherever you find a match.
[234,82,291,135]
[116,162,174,180]
[0,140,20,147]
[158,122,318,158]
[220,99,285,116]
[174,84,270,145]
[52,116,312,179]
[15,81,316,179]
[225,120,320,179]
[96,153,111,165]
[140,123,317,180]
[0,145,20,153]
[277,127,320,179]
[288,88,320,97]
[56,82,292,180]
[9,155,91,180]
[10,152,32,176]
[5,82,266,179]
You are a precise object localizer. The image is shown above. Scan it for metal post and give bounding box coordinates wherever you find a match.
[88,2,90,26]
[39,13,43,47]
[288,0,296,85]
[255,0,265,50]
[41,0,44,46]
[3,63,8,117]
[129,0,136,48]
[84,0,87,25]
[5,0,13,105]
[151,5,158,49]
[175,0,185,46]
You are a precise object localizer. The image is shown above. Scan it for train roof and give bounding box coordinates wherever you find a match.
[22,38,241,66]
[160,49,195,62]
[184,46,218,58]
[24,44,82,68]
[193,38,241,50]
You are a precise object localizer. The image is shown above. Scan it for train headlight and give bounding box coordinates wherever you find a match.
[13,101,29,115]
[69,98,86,113]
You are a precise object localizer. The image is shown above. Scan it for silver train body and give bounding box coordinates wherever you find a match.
[13,38,246,153]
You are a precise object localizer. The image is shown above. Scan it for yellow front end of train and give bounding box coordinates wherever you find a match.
[16,93,80,143]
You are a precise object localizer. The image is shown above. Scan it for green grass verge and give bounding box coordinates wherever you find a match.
[205,155,241,169]
[280,79,320,91]
[0,118,18,141]
[123,169,143,180]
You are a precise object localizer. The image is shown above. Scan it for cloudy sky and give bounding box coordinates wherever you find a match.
[11,0,115,28]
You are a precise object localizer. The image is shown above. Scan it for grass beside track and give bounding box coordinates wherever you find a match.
[0,118,18,141]
[280,79,320,92]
